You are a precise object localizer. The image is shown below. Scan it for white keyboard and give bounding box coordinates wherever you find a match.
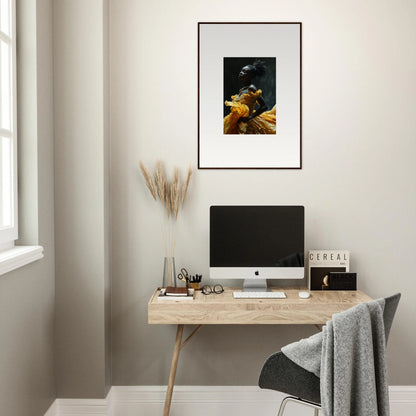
[233,291,286,299]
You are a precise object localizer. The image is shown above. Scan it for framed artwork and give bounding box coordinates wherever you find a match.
[198,22,302,169]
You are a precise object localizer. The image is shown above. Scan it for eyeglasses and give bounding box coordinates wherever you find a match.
[201,284,224,295]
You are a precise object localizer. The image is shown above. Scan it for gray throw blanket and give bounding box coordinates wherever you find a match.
[282,299,389,416]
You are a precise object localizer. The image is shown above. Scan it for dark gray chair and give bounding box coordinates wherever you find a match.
[258,293,401,416]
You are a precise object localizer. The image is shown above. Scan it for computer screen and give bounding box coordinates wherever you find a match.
[210,206,304,288]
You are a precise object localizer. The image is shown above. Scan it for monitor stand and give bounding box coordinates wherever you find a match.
[243,279,269,292]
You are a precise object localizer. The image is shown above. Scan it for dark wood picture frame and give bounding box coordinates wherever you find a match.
[198,22,302,170]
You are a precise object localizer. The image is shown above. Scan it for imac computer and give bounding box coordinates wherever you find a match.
[210,206,304,292]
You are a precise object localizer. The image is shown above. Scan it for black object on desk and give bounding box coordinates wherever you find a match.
[329,272,357,290]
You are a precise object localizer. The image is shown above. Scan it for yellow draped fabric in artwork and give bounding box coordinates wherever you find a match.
[223,89,276,135]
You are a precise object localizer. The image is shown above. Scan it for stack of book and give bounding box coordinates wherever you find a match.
[157,287,195,301]
[308,250,350,290]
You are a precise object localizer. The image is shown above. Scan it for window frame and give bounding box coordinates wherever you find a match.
[0,0,18,248]
[0,0,44,276]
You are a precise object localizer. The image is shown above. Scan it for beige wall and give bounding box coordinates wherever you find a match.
[110,0,416,386]
[0,0,56,415]
[54,0,111,398]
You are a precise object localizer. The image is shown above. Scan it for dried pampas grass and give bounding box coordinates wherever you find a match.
[139,161,157,200]
[181,166,192,206]
[155,160,166,203]
[171,167,180,219]
[164,181,171,218]
[140,160,193,220]
[139,161,194,260]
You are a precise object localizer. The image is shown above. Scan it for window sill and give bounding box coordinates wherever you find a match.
[0,245,44,276]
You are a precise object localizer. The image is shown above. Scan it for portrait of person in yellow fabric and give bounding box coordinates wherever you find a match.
[223,58,276,135]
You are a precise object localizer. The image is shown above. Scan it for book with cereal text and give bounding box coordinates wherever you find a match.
[308,250,349,290]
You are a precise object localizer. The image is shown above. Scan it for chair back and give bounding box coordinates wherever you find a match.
[383,293,401,343]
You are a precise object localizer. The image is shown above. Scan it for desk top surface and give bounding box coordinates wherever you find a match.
[148,287,372,325]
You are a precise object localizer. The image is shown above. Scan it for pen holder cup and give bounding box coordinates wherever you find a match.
[189,282,201,290]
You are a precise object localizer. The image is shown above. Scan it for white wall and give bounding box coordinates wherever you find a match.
[110,0,416,386]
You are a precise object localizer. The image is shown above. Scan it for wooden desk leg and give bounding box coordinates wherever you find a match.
[163,324,184,416]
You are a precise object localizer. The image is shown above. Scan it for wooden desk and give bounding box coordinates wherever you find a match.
[148,287,372,416]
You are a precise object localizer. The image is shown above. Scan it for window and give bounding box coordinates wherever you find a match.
[0,0,16,250]
[0,0,43,274]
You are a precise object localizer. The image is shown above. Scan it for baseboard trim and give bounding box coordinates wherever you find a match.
[44,400,58,416]
[111,385,280,403]
[45,385,416,416]
[390,386,416,400]
[58,397,110,416]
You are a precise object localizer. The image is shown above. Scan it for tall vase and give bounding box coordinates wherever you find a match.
[163,257,176,288]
